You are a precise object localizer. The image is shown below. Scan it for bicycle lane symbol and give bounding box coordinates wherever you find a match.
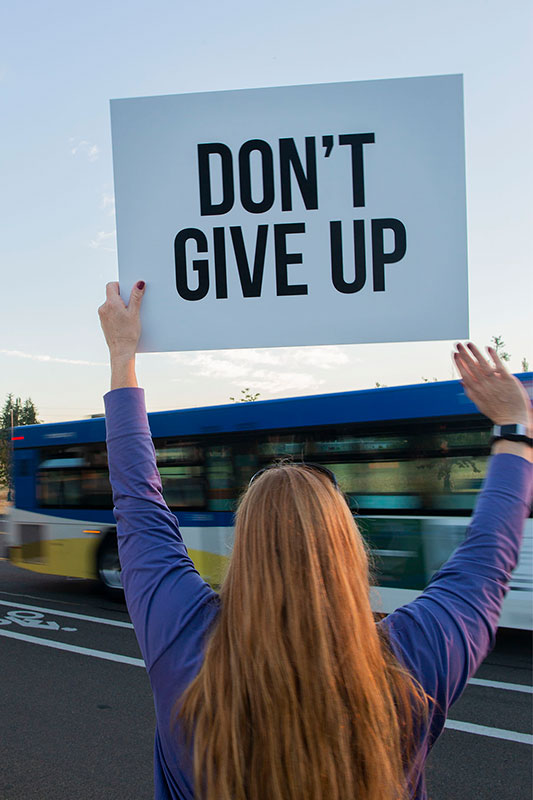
[0,610,77,631]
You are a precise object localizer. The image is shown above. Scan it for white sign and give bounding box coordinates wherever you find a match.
[110,75,468,352]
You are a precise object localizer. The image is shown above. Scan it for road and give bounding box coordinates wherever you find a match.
[0,558,531,800]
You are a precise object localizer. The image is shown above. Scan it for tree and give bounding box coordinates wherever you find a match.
[490,335,511,362]
[229,388,261,403]
[0,395,41,489]
[490,334,530,372]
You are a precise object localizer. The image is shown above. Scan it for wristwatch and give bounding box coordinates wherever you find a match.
[491,424,533,447]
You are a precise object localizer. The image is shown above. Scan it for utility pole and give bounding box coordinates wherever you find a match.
[8,407,14,503]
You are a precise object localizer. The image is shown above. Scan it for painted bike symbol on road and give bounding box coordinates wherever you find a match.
[0,609,77,631]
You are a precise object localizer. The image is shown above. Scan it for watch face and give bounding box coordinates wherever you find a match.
[499,424,527,436]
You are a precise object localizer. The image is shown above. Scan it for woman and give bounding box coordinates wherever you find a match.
[99,280,532,800]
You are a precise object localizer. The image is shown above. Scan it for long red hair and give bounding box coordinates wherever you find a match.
[175,464,430,799]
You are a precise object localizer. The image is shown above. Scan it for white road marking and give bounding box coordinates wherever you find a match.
[0,599,133,628]
[445,719,533,745]
[469,677,533,694]
[2,628,532,746]
[2,604,531,689]
[0,629,144,667]
[0,609,61,630]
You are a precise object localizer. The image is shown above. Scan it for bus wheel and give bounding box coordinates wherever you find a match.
[97,531,124,601]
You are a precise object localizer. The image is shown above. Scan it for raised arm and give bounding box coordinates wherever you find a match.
[99,282,218,673]
[382,343,532,743]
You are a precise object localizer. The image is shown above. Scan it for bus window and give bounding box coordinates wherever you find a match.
[417,427,491,453]
[424,455,488,510]
[153,440,206,509]
[323,461,424,512]
[322,454,488,514]
[81,470,113,507]
[206,446,235,511]
[159,466,206,509]
[84,445,109,468]
[233,450,260,493]
[259,435,306,457]
[312,434,411,455]
[37,446,112,509]
[155,442,204,465]
[38,469,83,507]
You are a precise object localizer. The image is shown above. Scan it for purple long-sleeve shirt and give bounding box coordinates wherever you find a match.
[104,387,533,800]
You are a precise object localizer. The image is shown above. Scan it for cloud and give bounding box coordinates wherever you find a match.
[185,354,251,380]
[169,346,351,395]
[89,230,116,252]
[0,349,105,367]
[69,138,100,162]
[101,192,115,216]
[238,369,323,395]
[170,345,350,371]
[280,346,351,369]
[169,350,331,395]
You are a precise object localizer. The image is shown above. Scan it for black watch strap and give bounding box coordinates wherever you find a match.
[491,424,533,447]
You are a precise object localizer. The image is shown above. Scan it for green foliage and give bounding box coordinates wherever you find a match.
[490,335,511,362]
[490,335,529,372]
[0,395,41,488]
[1,395,40,428]
[229,388,261,403]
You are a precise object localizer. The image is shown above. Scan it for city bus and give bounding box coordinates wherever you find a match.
[7,376,533,630]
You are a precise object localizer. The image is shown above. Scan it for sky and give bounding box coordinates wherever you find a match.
[1,0,531,423]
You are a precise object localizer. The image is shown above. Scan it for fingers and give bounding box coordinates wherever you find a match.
[105,282,120,300]
[466,343,493,376]
[99,281,125,322]
[453,343,478,383]
[453,353,476,389]
[127,280,146,313]
[453,341,514,392]
[487,346,510,376]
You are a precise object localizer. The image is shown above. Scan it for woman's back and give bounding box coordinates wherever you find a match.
[97,283,532,800]
[104,389,532,800]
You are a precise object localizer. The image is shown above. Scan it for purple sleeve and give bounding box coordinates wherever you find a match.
[381,454,532,742]
[104,387,219,674]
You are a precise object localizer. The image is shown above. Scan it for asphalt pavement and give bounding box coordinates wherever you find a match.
[0,558,531,800]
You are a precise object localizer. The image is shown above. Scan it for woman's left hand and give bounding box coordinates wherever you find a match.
[98,281,146,361]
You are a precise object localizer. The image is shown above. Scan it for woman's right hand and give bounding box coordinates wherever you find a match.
[453,343,532,432]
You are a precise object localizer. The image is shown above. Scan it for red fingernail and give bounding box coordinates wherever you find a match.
[137,281,145,290]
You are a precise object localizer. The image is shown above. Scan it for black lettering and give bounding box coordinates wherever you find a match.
[338,133,375,208]
[174,228,209,301]
[330,220,366,293]
[230,226,269,297]
[213,227,228,299]
[279,137,318,211]
[238,140,275,214]
[274,223,307,296]
[198,143,234,216]
[371,218,407,291]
